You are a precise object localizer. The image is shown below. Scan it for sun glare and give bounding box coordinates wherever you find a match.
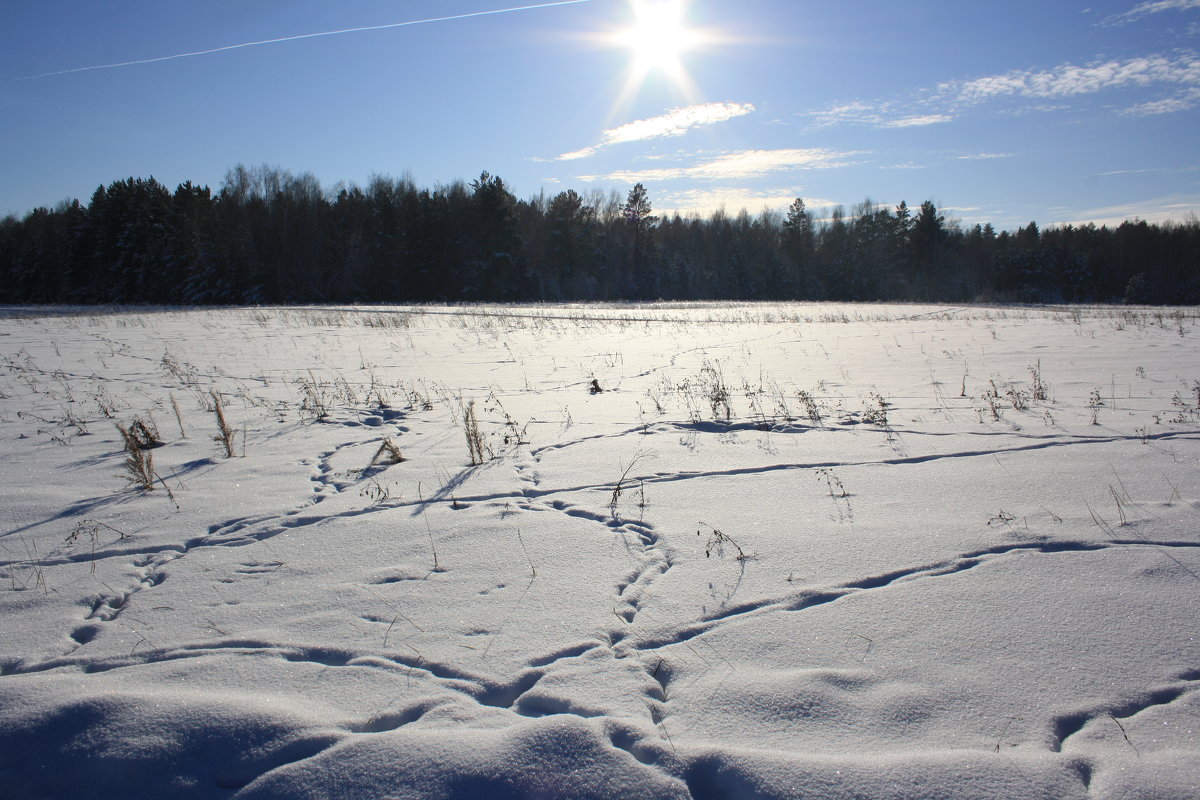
[617,0,703,74]
[607,0,707,105]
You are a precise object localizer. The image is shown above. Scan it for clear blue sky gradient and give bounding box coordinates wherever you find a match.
[2,0,1197,229]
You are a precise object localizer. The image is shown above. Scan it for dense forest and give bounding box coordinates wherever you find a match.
[1,164,1197,305]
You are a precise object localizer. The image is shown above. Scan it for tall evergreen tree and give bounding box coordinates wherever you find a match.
[545,189,597,298]
[621,183,658,297]
[910,200,946,297]
[88,177,172,303]
[783,198,814,297]
[468,172,528,300]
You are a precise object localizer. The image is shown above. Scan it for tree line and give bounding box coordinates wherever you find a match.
[1,164,1197,305]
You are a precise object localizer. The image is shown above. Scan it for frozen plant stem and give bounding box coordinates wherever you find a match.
[211,391,235,458]
[1088,388,1104,425]
[1109,714,1139,757]
[1085,500,1116,536]
[414,482,442,571]
[994,716,1024,753]
[170,394,186,437]
[422,510,440,572]
[1109,486,1128,526]
[610,452,648,518]
[699,525,746,560]
[1164,474,1182,505]
[1029,360,1047,402]
[517,529,536,577]
[462,400,486,466]
[816,468,848,498]
[65,519,130,574]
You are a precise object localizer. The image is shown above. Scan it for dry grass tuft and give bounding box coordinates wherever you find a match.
[370,436,405,467]
[116,417,161,489]
[463,400,487,466]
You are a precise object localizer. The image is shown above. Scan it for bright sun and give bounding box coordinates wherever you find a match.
[605,0,708,105]
[616,0,703,76]
[594,0,715,114]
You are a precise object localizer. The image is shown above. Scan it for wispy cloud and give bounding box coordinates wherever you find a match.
[809,102,952,129]
[576,148,862,183]
[881,161,932,170]
[1094,168,1162,176]
[881,151,1014,170]
[1055,194,1200,226]
[1122,86,1200,114]
[880,114,954,128]
[1101,0,1200,27]
[811,51,1200,130]
[943,53,1200,102]
[658,188,840,218]
[956,152,1016,160]
[556,102,755,160]
[1093,164,1199,176]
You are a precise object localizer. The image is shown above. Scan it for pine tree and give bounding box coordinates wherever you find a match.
[783,198,814,297]
[168,181,221,304]
[621,183,659,297]
[468,172,528,300]
[910,200,946,297]
[546,189,597,298]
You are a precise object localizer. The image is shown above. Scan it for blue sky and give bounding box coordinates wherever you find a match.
[2,0,1198,229]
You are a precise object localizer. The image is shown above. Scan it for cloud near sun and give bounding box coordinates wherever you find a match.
[555,102,755,161]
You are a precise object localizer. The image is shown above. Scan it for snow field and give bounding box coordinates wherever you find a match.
[0,303,1198,799]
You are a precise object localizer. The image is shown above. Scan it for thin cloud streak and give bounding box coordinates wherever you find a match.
[1093,165,1199,176]
[1122,86,1200,114]
[879,114,953,128]
[1101,0,1200,27]
[659,188,840,218]
[8,0,591,82]
[956,152,1016,160]
[556,102,756,160]
[1056,194,1200,226]
[809,102,953,129]
[577,148,862,183]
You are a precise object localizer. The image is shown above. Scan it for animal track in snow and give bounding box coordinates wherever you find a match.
[626,538,1200,654]
[69,623,101,645]
[512,492,674,629]
[82,551,177,623]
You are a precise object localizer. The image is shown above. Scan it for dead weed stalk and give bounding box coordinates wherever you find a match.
[211,391,235,458]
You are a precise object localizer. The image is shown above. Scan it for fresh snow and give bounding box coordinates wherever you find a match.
[0,303,1198,799]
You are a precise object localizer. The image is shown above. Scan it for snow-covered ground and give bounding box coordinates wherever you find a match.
[1,303,1197,799]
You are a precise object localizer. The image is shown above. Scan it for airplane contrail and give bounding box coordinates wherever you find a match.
[10,0,592,82]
